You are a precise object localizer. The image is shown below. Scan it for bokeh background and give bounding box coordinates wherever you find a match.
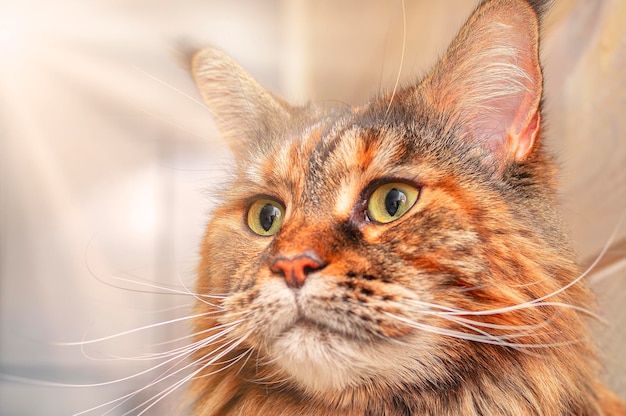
[1,0,624,414]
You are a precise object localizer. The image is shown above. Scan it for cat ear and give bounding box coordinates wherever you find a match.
[422,0,542,162]
[192,48,293,159]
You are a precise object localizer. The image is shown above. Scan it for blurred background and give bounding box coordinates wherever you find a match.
[0,0,624,414]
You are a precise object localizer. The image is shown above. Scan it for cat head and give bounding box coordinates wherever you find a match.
[190,0,584,399]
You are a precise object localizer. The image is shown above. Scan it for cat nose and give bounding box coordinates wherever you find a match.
[271,253,325,289]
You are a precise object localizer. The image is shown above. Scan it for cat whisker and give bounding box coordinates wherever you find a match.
[587,217,626,286]
[84,240,228,304]
[405,298,601,321]
[167,239,232,309]
[238,354,298,390]
[431,313,554,333]
[121,346,250,416]
[467,301,601,321]
[172,262,228,308]
[434,315,540,350]
[436,313,559,343]
[129,334,253,416]
[140,303,197,315]
[234,347,286,387]
[130,64,231,128]
[84,322,243,363]
[138,107,216,142]
[141,322,242,353]
[154,314,251,355]
[234,346,255,377]
[407,217,622,324]
[384,0,406,119]
[70,357,195,414]
[434,314,581,356]
[245,371,292,390]
[85,322,243,386]
[99,352,198,416]
[513,216,623,310]
[56,310,226,347]
[70,323,247,415]
[105,271,227,303]
[54,312,243,381]
[235,349,293,388]
[391,299,557,343]
[432,280,547,295]
[384,312,577,353]
[192,346,255,381]
[242,368,290,388]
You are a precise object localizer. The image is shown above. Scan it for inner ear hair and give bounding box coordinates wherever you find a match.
[192,48,294,160]
[421,0,543,164]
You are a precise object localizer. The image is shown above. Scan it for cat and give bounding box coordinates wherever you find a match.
[185,0,626,414]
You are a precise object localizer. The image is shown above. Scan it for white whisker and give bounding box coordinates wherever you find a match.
[69,323,246,415]
[139,107,214,142]
[58,310,224,347]
[406,298,602,321]
[133,333,252,416]
[106,272,227,302]
[234,347,255,378]
[519,216,622,308]
[131,65,210,112]
[172,258,225,308]
[384,0,406,118]
[436,313,552,333]
[80,322,242,363]
[384,312,576,352]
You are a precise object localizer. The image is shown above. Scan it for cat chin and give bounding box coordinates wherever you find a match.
[242,276,435,394]
[269,326,430,395]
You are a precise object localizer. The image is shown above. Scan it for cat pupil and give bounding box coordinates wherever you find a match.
[385,188,406,217]
[260,203,280,232]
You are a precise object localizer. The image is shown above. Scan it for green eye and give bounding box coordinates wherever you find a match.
[367,182,419,224]
[247,199,285,236]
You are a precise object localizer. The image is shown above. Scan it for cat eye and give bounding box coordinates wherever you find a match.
[247,199,285,236]
[366,182,419,224]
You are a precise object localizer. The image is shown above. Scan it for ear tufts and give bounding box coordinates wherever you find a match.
[421,0,543,164]
[191,48,293,160]
[520,0,552,21]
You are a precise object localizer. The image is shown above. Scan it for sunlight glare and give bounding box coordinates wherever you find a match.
[0,6,37,58]
[129,184,158,235]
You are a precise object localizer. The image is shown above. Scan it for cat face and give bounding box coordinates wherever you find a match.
[191,0,586,401]
[201,116,483,392]
[197,102,570,395]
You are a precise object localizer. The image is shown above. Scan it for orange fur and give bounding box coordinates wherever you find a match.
[188,0,625,414]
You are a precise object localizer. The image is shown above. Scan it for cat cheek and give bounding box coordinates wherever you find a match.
[361,225,386,242]
[360,213,418,243]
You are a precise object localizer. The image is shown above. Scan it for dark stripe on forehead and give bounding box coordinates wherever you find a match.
[310,122,352,167]
[304,122,418,201]
[304,121,353,196]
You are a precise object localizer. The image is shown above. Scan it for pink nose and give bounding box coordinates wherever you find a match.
[271,254,324,289]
